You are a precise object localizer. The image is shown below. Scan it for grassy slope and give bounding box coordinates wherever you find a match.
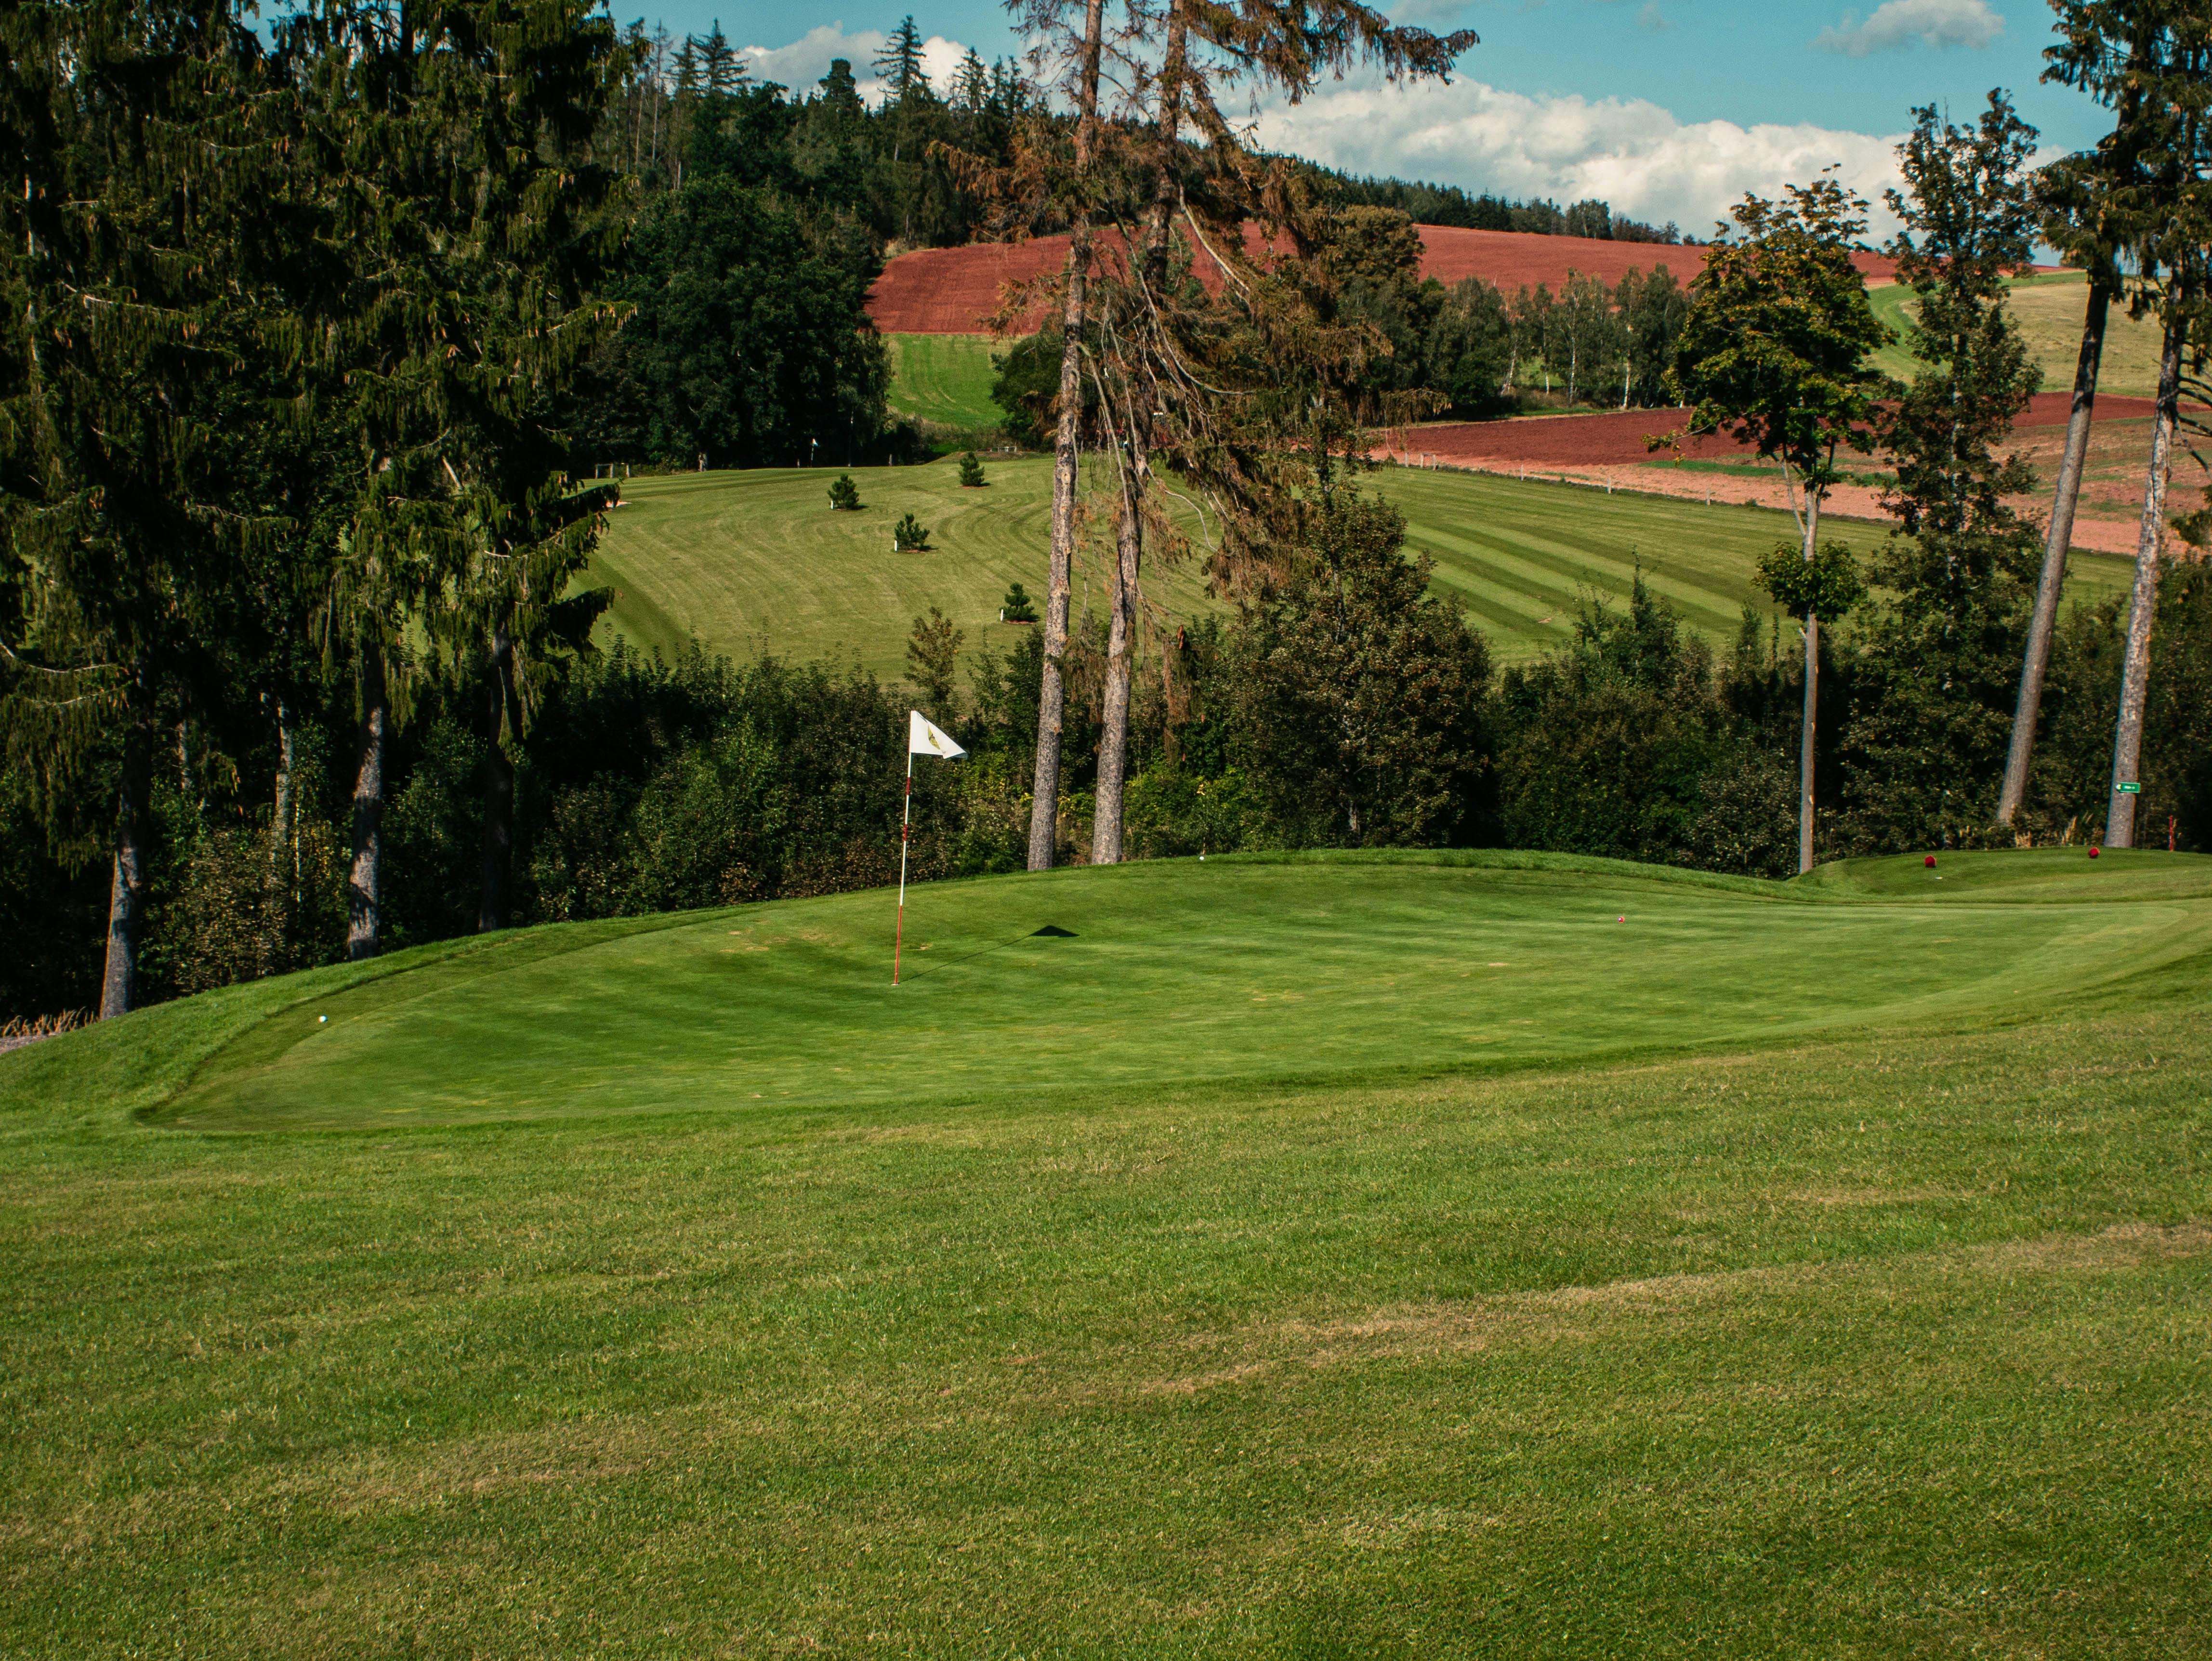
[2,851,2208,1655]
[883,332,1003,429]
[1869,271,2167,397]
[593,458,2133,677]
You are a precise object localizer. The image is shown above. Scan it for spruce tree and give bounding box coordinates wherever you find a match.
[0,0,281,1015]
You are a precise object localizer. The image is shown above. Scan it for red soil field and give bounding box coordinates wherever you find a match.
[866,224,1901,336]
[1384,391,2166,470]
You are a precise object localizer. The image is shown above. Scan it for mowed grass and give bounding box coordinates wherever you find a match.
[1869,271,2168,397]
[883,331,1005,430]
[597,455,2139,676]
[2,849,2209,1656]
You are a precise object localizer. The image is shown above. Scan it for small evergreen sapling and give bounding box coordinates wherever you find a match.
[828,474,862,511]
[894,512,931,551]
[907,606,963,712]
[958,451,987,487]
[1001,581,1038,622]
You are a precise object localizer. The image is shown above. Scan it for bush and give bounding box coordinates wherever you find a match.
[958,451,987,487]
[828,474,861,511]
[893,512,931,551]
[1000,581,1038,623]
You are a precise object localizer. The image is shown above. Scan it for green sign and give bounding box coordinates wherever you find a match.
[2118,781,2142,794]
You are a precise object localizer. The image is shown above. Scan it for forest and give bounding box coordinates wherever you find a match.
[4,0,2212,1028]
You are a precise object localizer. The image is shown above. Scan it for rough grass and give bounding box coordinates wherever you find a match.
[1,850,2207,1656]
[883,332,1004,430]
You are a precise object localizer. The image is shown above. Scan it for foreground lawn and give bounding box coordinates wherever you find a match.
[3,851,2207,1655]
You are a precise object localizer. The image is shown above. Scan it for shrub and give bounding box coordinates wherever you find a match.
[1000,581,1038,622]
[958,451,987,487]
[893,511,930,551]
[828,473,861,511]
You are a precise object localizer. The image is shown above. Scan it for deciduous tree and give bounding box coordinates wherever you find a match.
[1666,177,1892,871]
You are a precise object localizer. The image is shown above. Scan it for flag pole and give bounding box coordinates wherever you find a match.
[893,746,914,984]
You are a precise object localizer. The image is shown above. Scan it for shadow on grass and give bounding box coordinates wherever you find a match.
[898,925,1076,981]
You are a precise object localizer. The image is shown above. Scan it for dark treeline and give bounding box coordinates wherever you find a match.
[1304,167,1687,245]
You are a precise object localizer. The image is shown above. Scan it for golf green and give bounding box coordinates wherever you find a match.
[158,849,2212,1131]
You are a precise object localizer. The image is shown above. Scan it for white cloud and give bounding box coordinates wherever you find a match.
[741,23,973,105]
[1637,2,1670,30]
[1812,0,2003,57]
[1257,77,1906,237]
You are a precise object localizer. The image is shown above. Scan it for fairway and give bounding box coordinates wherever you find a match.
[591,456,1958,675]
[5,849,2211,1655]
[883,332,1002,430]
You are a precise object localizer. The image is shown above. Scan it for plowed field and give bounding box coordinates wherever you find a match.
[867,224,1899,335]
[1382,391,2172,471]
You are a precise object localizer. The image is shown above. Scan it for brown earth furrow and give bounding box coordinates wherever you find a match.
[868,225,1905,336]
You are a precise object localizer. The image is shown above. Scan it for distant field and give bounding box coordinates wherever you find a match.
[883,332,1002,431]
[6,848,2210,1653]
[592,456,2133,677]
[1869,271,2167,398]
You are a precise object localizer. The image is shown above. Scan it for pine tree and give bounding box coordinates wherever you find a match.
[698,22,742,97]
[1069,0,1480,866]
[873,17,931,102]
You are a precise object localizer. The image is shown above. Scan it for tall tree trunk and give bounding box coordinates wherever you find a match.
[1092,473,1140,863]
[98,733,152,1020]
[1090,0,1187,867]
[479,630,515,932]
[1026,0,1107,872]
[1998,279,2110,828]
[263,706,295,976]
[2106,284,2186,849]
[347,642,388,961]
[1798,487,1823,876]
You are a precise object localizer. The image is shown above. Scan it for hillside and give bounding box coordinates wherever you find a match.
[866,224,1899,336]
[587,456,2136,679]
[6,849,2209,1653]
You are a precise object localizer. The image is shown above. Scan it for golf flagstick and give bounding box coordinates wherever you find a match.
[895,711,966,985]
[894,748,913,984]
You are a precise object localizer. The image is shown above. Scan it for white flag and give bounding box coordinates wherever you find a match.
[908,710,966,759]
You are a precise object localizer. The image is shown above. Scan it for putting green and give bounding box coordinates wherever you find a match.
[158,849,2212,1132]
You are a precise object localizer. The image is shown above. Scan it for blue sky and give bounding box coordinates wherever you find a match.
[645,0,2110,234]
